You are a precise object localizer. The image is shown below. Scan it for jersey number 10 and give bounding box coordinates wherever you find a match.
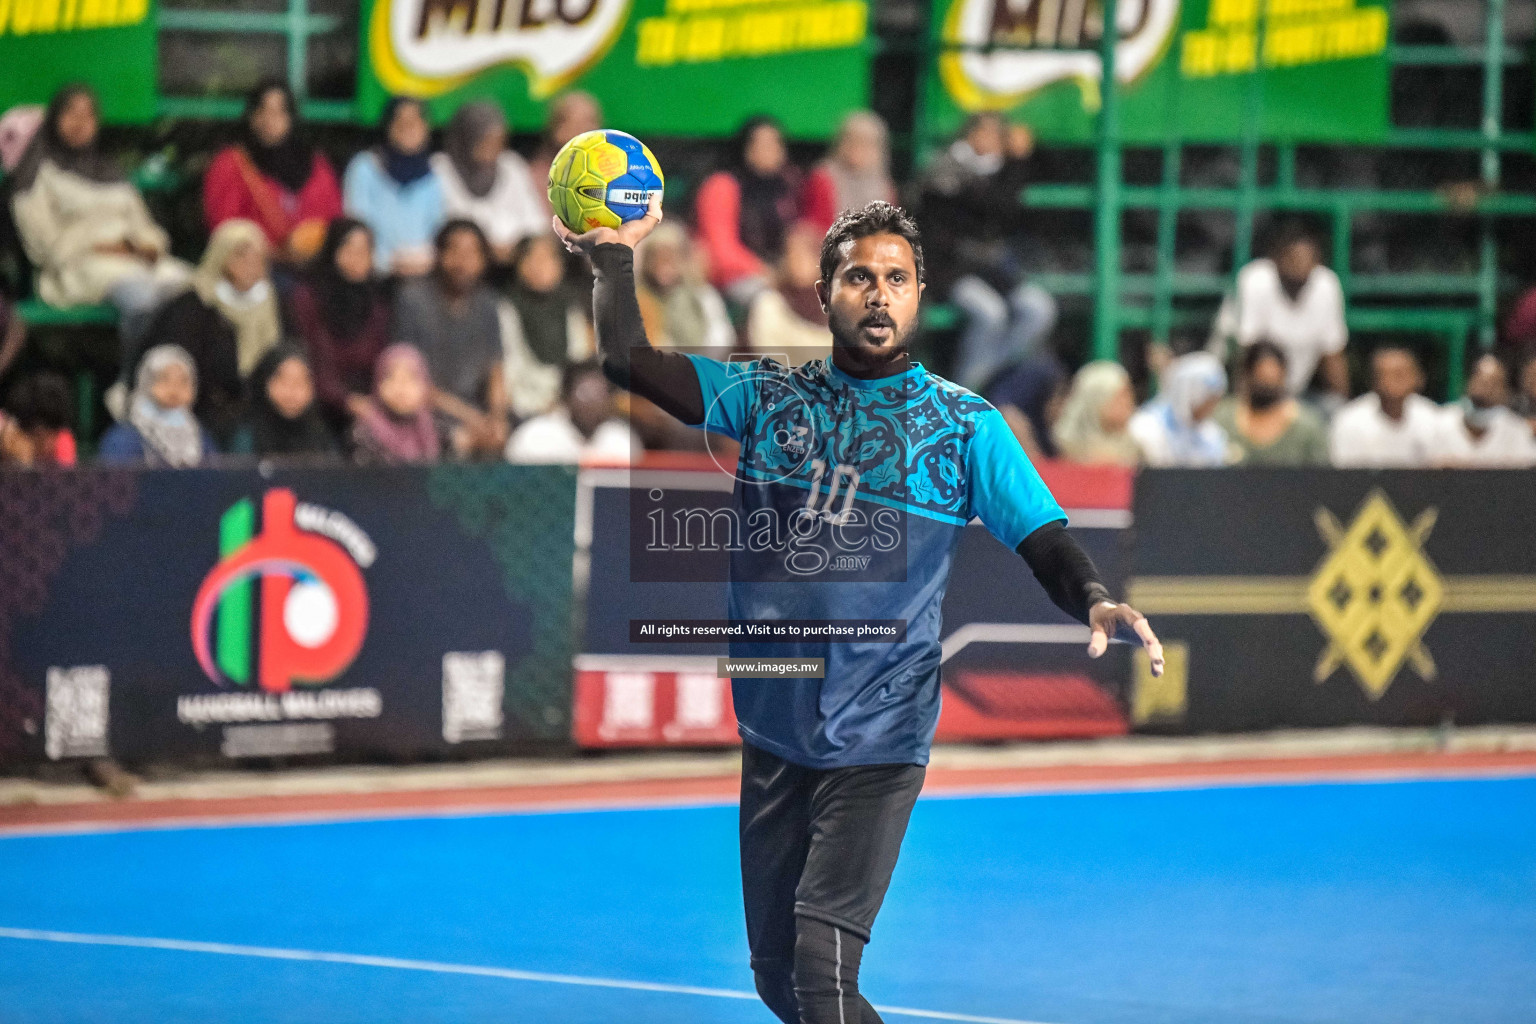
[804,459,861,526]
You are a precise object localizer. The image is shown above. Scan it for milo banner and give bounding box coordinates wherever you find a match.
[1126,470,1536,734]
[0,465,577,767]
[0,0,158,123]
[359,0,870,136]
[927,0,1391,143]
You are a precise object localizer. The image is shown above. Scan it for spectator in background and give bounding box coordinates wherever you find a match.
[1329,346,1440,467]
[1213,340,1329,465]
[0,290,24,380]
[528,90,604,216]
[99,345,215,466]
[1052,361,1140,467]
[432,101,544,264]
[799,111,897,236]
[635,222,734,349]
[290,217,391,429]
[203,80,342,264]
[917,112,1055,391]
[1129,352,1233,467]
[9,84,189,340]
[1213,223,1349,404]
[506,360,637,464]
[395,219,508,457]
[0,105,43,173]
[1514,349,1536,435]
[127,218,278,444]
[985,356,1067,462]
[0,372,76,467]
[1427,353,1536,467]
[233,345,337,459]
[502,232,593,420]
[695,115,801,306]
[351,344,440,464]
[747,223,831,353]
[344,97,444,277]
[1504,284,1536,350]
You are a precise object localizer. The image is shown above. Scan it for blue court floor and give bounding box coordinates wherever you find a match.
[1,775,1533,1024]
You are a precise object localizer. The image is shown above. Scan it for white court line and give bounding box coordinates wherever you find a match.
[0,927,1058,1024]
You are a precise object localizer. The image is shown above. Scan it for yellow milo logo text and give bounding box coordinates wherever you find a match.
[940,0,1389,112]
[370,0,633,98]
[1183,0,1388,78]
[634,0,867,69]
[0,0,150,35]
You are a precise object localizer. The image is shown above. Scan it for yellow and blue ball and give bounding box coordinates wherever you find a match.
[548,129,665,234]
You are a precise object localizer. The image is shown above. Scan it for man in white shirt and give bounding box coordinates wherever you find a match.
[506,361,638,464]
[1330,346,1441,468]
[1427,353,1536,467]
[1217,225,1350,401]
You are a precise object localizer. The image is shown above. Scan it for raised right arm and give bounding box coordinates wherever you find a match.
[590,242,705,426]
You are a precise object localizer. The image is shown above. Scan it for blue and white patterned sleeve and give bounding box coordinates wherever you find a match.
[684,354,760,442]
[966,407,1067,548]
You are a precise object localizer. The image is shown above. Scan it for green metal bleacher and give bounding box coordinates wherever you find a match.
[914,2,1533,399]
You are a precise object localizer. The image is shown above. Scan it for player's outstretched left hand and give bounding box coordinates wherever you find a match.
[553,191,663,257]
[1087,601,1164,677]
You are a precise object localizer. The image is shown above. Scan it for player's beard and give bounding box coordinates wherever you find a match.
[828,306,914,377]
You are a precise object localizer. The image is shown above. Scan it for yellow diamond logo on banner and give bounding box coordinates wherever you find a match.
[1306,490,1443,699]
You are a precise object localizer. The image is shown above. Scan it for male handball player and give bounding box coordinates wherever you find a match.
[556,195,1163,1024]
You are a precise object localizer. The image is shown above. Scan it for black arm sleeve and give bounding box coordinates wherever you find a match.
[1015,521,1113,627]
[590,242,706,426]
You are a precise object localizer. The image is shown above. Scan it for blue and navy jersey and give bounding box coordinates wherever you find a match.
[685,354,1066,768]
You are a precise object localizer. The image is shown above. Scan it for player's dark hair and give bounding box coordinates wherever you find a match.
[819,201,925,287]
[1242,339,1288,377]
[4,372,72,432]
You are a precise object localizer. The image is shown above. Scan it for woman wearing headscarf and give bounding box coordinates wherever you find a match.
[9,85,189,336]
[232,345,337,458]
[1128,352,1236,467]
[634,222,734,350]
[694,115,801,306]
[99,345,216,466]
[127,218,279,444]
[798,110,897,236]
[501,232,594,419]
[203,80,342,263]
[289,218,391,427]
[351,344,440,464]
[430,100,544,264]
[1052,361,1141,467]
[746,222,832,353]
[343,97,445,276]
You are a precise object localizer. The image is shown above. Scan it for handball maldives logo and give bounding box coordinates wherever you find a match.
[190,489,374,693]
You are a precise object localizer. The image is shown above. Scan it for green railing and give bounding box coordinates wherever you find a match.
[920,0,1530,396]
[157,0,357,121]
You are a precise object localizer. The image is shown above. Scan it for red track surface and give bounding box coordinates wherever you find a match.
[3,748,1535,834]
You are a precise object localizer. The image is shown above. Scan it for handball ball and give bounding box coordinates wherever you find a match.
[548,129,664,234]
